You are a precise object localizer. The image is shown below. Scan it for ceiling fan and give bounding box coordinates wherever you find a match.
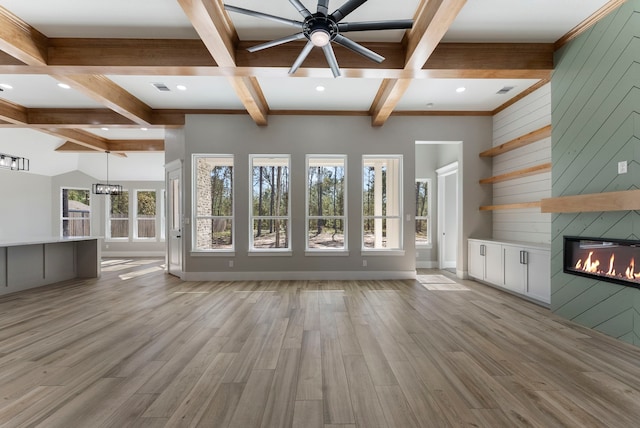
[224,0,413,77]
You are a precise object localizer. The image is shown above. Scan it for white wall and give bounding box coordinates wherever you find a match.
[169,114,492,280]
[492,83,552,244]
[0,169,52,240]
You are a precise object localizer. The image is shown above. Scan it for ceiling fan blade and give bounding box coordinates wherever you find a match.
[338,19,413,32]
[333,34,384,63]
[289,0,312,19]
[317,0,329,16]
[247,33,307,53]
[331,0,368,22]
[289,41,315,74]
[224,4,303,29]
[322,44,341,77]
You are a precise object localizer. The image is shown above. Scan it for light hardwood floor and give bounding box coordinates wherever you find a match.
[2,258,640,427]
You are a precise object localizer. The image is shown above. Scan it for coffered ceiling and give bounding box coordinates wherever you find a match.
[0,0,624,163]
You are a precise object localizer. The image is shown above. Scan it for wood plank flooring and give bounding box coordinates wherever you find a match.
[2,258,640,427]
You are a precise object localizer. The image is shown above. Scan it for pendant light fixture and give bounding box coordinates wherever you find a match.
[0,152,29,171]
[92,151,122,195]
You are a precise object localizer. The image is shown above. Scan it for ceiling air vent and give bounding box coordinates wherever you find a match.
[496,86,515,95]
[152,82,171,92]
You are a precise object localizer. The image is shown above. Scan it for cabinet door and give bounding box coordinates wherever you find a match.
[484,242,504,285]
[468,240,485,279]
[503,246,526,293]
[525,249,551,304]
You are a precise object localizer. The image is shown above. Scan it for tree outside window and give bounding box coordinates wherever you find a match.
[415,179,431,246]
[108,191,129,239]
[306,155,346,250]
[194,155,234,251]
[250,155,290,250]
[135,190,157,239]
[61,188,90,237]
[362,156,402,250]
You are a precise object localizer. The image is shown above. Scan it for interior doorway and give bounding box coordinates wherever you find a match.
[437,162,458,271]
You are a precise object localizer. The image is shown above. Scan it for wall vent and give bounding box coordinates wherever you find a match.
[496,86,515,95]
[152,82,171,92]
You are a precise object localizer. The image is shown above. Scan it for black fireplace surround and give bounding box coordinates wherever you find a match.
[564,236,640,289]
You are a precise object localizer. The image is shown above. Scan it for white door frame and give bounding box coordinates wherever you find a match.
[436,162,458,270]
[165,159,183,278]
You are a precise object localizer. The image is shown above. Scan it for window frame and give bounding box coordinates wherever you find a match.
[249,154,291,254]
[105,190,130,241]
[361,155,404,253]
[60,187,91,238]
[133,189,158,241]
[192,154,235,253]
[415,178,432,248]
[305,154,348,254]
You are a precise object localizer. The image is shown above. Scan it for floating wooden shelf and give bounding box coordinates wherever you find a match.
[480,125,552,158]
[480,201,542,211]
[479,162,552,184]
[541,189,640,213]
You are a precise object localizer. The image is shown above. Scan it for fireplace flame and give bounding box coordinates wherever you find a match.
[607,254,615,276]
[574,252,639,283]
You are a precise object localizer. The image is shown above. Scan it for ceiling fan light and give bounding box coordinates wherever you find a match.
[310,30,330,47]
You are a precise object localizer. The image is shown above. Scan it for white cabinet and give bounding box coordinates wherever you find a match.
[468,239,550,305]
[468,239,503,285]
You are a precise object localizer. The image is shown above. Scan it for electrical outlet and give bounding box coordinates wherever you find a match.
[362,260,367,267]
[228,260,234,268]
[618,161,628,174]
[105,244,109,249]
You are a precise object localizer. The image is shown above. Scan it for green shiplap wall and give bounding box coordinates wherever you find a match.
[551,0,640,345]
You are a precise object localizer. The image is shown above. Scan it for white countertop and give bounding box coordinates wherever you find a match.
[0,236,101,247]
[468,237,551,250]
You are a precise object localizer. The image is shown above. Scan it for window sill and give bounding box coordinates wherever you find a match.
[416,244,433,249]
[191,251,236,257]
[305,250,350,257]
[361,250,405,257]
[248,250,292,257]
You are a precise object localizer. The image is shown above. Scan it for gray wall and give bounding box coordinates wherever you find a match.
[551,0,640,345]
[0,169,52,240]
[169,114,492,279]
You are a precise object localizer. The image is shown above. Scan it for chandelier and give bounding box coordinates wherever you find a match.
[92,151,122,195]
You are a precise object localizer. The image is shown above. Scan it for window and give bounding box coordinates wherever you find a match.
[306,155,346,251]
[250,155,290,251]
[415,179,431,246]
[134,190,157,239]
[107,191,129,239]
[362,156,402,250]
[61,188,91,237]
[193,155,234,251]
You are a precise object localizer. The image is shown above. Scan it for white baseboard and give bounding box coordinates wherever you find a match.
[416,261,438,269]
[102,251,165,258]
[183,270,417,282]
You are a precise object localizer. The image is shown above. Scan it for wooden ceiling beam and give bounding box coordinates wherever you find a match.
[0,97,27,124]
[0,6,48,65]
[42,128,110,152]
[178,0,269,126]
[108,140,165,152]
[52,74,154,126]
[24,108,185,127]
[370,0,467,126]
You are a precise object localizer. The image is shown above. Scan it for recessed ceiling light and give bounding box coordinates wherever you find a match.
[141,127,148,131]
[101,127,109,131]
[58,83,71,89]
[176,85,187,91]
[456,87,466,93]
[316,85,326,92]
[426,103,434,108]
[0,83,13,90]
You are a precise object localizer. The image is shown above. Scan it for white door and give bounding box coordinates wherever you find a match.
[437,162,458,270]
[167,165,182,278]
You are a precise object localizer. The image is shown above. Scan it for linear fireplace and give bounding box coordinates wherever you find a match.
[564,236,640,288]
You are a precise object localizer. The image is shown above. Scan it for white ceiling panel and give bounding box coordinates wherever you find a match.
[396,78,541,111]
[106,75,245,110]
[0,0,197,39]
[0,75,106,108]
[444,0,612,42]
[258,76,383,111]
[85,128,165,140]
